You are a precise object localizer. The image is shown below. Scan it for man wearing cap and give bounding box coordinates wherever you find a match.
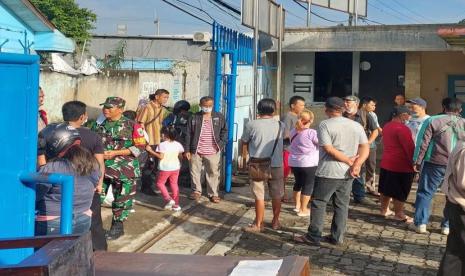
[406,97,430,143]
[136,89,170,195]
[410,97,465,234]
[91,96,145,240]
[343,95,379,205]
[294,97,369,246]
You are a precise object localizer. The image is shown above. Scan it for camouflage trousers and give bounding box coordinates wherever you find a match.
[101,174,137,222]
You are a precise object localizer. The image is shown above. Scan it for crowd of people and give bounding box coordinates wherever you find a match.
[34,87,465,273]
[241,94,465,275]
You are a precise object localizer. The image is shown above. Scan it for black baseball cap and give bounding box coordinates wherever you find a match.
[325,97,345,110]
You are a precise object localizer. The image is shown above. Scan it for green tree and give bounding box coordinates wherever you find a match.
[99,40,127,70]
[30,0,96,48]
[460,19,465,24]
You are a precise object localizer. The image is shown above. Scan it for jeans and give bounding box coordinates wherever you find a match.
[352,166,366,202]
[438,200,465,276]
[307,177,352,243]
[413,161,448,227]
[35,213,91,236]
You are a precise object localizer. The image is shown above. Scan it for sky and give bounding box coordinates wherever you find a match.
[75,0,465,36]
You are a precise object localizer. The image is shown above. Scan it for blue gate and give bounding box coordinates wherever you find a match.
[0,53,39,264]
[212,22,253,193]
[0,53,75,265]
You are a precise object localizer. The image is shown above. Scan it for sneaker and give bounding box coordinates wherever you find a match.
[164,199,175,210]
[441,227,450,235]
[408,223,427,234]
[172,205,181,212]
[353,197,376,206]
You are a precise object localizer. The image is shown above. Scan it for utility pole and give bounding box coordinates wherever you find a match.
[154,9,160,35]
[306,0,312,27]
[252,0,259,119]
[277,5,283,116]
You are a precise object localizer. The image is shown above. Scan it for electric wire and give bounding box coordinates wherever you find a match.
[173,0,216,21]
[371,0,422,24]
[160,0,213,25]
[391,0,436,23]
[210,0,241,15]
[291,0,347,23]
[206,0,241,20]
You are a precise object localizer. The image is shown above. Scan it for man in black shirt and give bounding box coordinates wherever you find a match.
[343,95,379,206]
[62,101,107,251]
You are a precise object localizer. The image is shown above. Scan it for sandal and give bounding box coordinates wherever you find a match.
[380,210,395,218]
[271,220,281,230]
[209,196,220,203]
[297,212,310,217]
[243,224,263,233]
[293,234,320,246]
[189,191,201,201]
[393,215,413,224]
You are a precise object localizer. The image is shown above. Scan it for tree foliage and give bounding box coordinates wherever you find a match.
[30,0,96,48]
[99,40,127,70]
[460,19,465,24]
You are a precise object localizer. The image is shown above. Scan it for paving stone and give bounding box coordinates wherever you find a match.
[226,182,447,275]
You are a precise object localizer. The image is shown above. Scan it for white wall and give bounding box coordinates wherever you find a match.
[283,52,315,105]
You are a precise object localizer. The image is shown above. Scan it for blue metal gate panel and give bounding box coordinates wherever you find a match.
[0,52,39,265]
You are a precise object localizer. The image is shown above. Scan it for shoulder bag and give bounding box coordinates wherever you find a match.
[248,122,281,181]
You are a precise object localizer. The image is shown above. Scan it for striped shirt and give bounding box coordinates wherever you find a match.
[136,101,168,145]
[197,119,218,155]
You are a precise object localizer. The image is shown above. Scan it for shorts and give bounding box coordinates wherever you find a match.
[378,168,414,202]
[250,167,284,200]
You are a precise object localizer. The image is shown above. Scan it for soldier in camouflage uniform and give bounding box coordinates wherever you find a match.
[91,97,145,240]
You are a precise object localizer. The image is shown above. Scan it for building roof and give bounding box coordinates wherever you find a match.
[282,24,464,52]
[0,0,74,53]
[1,0,55,32]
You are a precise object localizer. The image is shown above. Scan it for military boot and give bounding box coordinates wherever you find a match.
[106,220,124,240]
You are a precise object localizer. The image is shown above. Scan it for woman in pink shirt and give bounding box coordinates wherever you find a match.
[289,110,319,216]
[379,106,415,223]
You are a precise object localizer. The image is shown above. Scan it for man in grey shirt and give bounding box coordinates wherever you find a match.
[282,96,305,201]
[295,97,369,246]
[242,98,284,232]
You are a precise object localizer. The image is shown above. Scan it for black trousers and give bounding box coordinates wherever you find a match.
[90,192,107,251]
[438,200,465,276]
[141,145,159,191]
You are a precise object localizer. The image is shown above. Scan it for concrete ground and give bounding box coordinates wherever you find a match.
[102,177,447,276]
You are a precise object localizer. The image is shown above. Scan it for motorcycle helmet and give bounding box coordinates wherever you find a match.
[173,100,191,115]
[38,123,81,159]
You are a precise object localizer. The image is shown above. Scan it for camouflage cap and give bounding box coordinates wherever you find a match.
[100,96,126,108]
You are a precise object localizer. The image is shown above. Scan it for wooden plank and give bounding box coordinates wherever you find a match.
[0,235,79,250]
[95,252,310,276]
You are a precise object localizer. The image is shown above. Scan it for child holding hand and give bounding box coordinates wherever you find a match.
[146,126,184,211]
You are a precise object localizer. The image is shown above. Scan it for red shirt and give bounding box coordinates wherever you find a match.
[380,121,415,173]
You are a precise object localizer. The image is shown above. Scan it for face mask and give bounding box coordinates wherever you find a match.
[201,106,213,113]
[81,116,88,125]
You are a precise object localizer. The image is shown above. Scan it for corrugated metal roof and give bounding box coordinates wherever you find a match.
[438,27,465,46]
